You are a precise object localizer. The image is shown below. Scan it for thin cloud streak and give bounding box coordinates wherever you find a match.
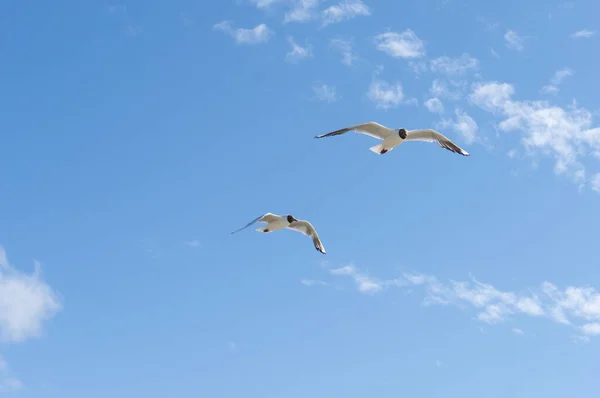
[307,263,600,342]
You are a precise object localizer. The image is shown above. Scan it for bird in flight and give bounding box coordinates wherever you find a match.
[315,121,470,156]
[231,213,326,254]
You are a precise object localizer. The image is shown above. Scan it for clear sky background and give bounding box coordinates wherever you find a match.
[1,0,600,397]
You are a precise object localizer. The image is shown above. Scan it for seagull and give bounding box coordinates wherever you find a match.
[231,212,326,254]
[315,121,470,156]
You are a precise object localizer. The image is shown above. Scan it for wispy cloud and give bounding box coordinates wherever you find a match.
[0,356,22,393]
[284,0,320,23]
[429,79,465,101]
[439,108,478,144]
[0,245,61,391]
[469,81,600,189]
[582,323,600,337]
[300,279,329,286]
[319,263,600,342]
[330,265,404,294]
[570,29,595,39]
[321,0,370,26]
[424,97,444,114]
[285,37,312,63]
[540,68,573,95]
[375,29,426,59]
[213,21,273,44]
[313,83,339,103]
[184,240,201,248]
[367,78,416,110]
[250,0,285,8]
[430,54,479,75]
[504,29,525,51]
[512,328,525,335]
[591,173,600,192]
[330,38,357,66]
[476,16,499,31]
[0,245,62,343]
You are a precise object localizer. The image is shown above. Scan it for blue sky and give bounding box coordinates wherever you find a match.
[1,0,600,396]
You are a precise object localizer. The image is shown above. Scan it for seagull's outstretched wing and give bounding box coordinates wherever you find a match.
[315,122,393,140]
[231,213,280,234]
[286,220,326,254]
[405,129,470,156]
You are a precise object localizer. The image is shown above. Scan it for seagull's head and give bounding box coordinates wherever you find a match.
[286,215,298,223]
[398,128,408,139]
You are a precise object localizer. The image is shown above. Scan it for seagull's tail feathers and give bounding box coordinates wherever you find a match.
[369,143,387,155]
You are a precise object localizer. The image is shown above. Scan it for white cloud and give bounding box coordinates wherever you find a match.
[550,68,573,85]
[184,240,201,248]
[591,173,600,192]
[300,279,329,286]
[469,81,600,187]
[540,68,573,95]
[367,79,416,110]
[424,98,444,114]
[570,30,595,39]
[409,60,428,75]
[313,83,339,103]
[321,0,370,26]
[504,29,525,51]
[429,79,464,101]
[375,30,425,58]
[285,37,312,63]
[329,265,600,341]
[540,85,559,95]
[330,39,356,66]
[582,323,600,336]
[330,265,382,294]
[512,328,525,335]
[0,246,62,343]
[330,265,405,294]
[284,0,320,23]
[516,297,545,316]
[430,54,479,75]
[250,0,284,8]
[213,21,272,44]
[0,377,22,393]
[0,355,22,392]
[440,108,478,144]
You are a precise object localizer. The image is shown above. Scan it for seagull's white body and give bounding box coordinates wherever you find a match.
[250,213,290,233]
[315,121,470,156]
[231,212,326,254]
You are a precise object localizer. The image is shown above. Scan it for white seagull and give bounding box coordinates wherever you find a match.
[315,121,470,156]
[231,213,326,254]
